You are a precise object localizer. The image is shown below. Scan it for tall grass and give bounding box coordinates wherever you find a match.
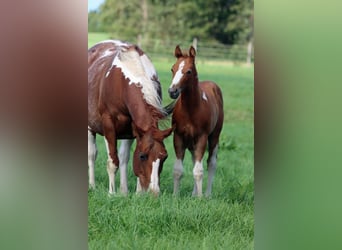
[88,33,254,249]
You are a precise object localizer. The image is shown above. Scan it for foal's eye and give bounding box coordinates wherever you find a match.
[186,69,192,75]
[139,152,148,161]
[171,68,174,73]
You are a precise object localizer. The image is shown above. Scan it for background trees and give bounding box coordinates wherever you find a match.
[88,0,253,47]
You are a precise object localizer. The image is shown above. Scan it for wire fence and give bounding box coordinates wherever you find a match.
[138,38,254,63]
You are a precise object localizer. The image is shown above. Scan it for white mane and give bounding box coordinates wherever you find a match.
[109,47,163,111]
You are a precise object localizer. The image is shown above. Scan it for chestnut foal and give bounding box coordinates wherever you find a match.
[168,45,224,197]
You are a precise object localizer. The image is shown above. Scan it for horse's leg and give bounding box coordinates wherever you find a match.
[173,133,185,195]
[102,116,119,195]
[206,135,219,197]
[88,130,97,189]
[118,139,133,195]
[192,135,207,197]
[136,177,142,193]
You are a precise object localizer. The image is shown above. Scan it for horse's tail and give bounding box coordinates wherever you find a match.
[163,100,177,116]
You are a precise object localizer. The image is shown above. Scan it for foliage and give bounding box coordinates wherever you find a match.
[88,0,254,46]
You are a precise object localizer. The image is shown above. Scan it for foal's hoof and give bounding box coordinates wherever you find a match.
[107,191,116,197]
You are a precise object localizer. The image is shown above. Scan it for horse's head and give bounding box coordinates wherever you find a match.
[168,45,197,99]
[132,125,173,195]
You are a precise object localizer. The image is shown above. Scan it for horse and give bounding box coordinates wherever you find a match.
[88,40,173,195]
[168,45,224,197]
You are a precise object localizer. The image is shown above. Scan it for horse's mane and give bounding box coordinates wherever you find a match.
[110,45,165,115]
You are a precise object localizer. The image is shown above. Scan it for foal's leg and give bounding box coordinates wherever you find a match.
[118,139,133,195]
[206,120,223,196]
[173,133,185,195]
[102,116,119,195]
[206,140,219,197]
[192,136,207,197]
[88,130,97,189]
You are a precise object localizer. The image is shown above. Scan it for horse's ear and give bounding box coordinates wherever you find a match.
[132,123,144,139]
[189,46,196,57]
[153,127,173,141]
[175,45,182,58]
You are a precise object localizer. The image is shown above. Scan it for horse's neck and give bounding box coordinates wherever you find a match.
[125,83,161,132]
[130,100,158,131]
[181,76,201,111]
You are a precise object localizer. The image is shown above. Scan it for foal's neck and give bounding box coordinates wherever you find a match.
[181,74,201,110]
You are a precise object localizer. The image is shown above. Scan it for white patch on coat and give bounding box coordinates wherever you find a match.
[148,158,160,194]
[95,40,129,47]
[136,178,142,193]
[118,139,133,194]
[173,158,183,178]
[170,60,185,87]
[100,49,115,59]
[104,138,117,194]
[140,54,157,81]
[110,48,162,110]
[202,92,208,101]
[88,130,96,188]
[193,160,204,178]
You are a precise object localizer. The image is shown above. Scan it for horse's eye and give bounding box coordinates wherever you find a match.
[139,152,148,161]
[171,68,174,73]
[186,69,192,75]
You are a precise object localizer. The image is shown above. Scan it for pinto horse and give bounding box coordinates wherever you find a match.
[168,45,224,197]
[88,40,172,195]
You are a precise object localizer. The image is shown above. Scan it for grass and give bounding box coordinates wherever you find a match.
[88,33,254,249]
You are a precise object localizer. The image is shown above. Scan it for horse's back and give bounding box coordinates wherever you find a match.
[88,40,162,136]
[200,81,223,108]
[199,81,224,135]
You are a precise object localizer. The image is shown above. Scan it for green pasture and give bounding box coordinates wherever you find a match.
[88,33,254,249]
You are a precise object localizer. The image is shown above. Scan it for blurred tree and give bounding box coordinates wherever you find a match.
[96,0,143,42]
[88,10,102,32]
[88,0,254,46]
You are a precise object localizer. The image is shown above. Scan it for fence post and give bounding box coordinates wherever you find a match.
[247,39,253,65]
[192,37,198,52]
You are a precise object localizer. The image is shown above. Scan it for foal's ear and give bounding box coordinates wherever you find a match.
[175,45,182,58]
[189,46,196,57]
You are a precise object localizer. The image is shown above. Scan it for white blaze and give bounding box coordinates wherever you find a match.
[202,92,208,101]
[149,158,160,193]
[170,60,185,87]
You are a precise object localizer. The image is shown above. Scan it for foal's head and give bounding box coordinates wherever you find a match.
[132,125,173,195]
[168,45,197,99]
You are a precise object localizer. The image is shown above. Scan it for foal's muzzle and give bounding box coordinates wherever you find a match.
[168,88,180,99]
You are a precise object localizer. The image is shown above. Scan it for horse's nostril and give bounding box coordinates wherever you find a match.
[169,88,179,99]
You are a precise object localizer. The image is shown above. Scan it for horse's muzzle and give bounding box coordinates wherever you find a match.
[168,88,180,99]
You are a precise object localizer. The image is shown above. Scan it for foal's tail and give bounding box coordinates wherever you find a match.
[163,100,177,116]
